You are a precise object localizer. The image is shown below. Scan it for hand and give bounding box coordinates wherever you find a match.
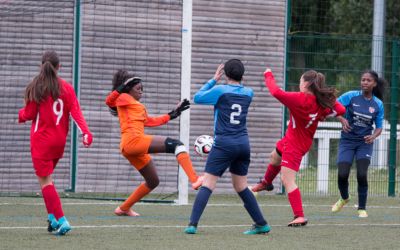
[82,133,93,147]
[364,135,375,144]
[168,98,190,120]
[116,77,141,93]
[338,117,351,133]
[213,64,224,82]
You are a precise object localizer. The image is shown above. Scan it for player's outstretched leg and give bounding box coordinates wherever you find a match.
[250,179,274,193]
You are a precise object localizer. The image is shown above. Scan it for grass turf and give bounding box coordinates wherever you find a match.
[1,195,399,249]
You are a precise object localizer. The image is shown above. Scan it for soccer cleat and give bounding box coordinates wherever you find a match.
[358,210,368,218]
[331,197,350,212]
[47,214,59,232]
[288,216,308,227]
[55,217,71,236]
[184,225,198,234]
[191,175,204,190]
[251,180,274,193]
[243,224,271,235]
[114,206,140,217]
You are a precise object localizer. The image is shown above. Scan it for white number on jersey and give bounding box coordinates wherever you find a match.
[305,112,318,128]
[230,104,242,125]
[53,98,64,125]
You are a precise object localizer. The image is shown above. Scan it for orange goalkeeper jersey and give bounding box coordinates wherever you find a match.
[105,91,170,147]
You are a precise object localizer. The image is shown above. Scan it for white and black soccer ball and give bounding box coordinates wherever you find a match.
[194,135,214,157]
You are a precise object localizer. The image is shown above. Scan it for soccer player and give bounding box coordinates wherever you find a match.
[18,50,93,236]
[184,59,270,235]
[331,70,385,218]
[251,68,345,226]
[105,70,203,216]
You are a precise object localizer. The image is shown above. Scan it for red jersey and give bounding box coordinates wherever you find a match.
[18,78,91,160]
[264,71,345,153]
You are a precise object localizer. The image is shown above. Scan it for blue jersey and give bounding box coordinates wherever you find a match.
[194,79,253,146]
[338,90,384,140]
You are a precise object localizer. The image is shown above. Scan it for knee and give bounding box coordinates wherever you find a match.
[145,176,160,190]
[280,174,292,188]
[269,151,281,166]
[165,137,186,155]
[337,162,351,180]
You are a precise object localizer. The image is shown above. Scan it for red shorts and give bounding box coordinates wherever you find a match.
[276,138,304,172]
[32,158,59,177]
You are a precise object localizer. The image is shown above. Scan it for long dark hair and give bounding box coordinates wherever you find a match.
[24,50,60,104]
[302,70,336,109]
[109,69,136,116]
[362,70,385,101]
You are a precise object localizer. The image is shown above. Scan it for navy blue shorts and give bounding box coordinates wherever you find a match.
[337,137,373,164]
[204,143,250,177]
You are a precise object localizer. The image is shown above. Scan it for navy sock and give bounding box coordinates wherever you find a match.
[357,186,368,210]
[189,186,212,226]
[238,188,267,226]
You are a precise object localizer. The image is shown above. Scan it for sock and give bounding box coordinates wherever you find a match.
[264,164,281,184]
[288,188,304,218]
[120,183,152,211]
[238,188,267,226]
[189,186,212,226]
[42,184,64,220]
[41,186,52,214]
[338,179,350,200]
[176,152,198,183]
[357,186,368,210]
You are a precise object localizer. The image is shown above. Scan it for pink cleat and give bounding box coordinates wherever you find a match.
[288,216,308,227]
[114,206,140,217]
[192,175,204,190]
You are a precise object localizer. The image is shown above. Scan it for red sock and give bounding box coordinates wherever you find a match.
[263,164,281,184]
[42,184,64,219]
[41,186,52,214]
[288,188,304,217]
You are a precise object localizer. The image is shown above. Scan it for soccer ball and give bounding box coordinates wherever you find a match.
[194,135,214,157]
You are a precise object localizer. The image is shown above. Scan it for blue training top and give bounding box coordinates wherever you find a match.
[338,90,384,140]
[194,79,253,146]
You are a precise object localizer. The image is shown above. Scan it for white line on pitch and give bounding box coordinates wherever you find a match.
[1,202,399,209]
[1,223,400,230]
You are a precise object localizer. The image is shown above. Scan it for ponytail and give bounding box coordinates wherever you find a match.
[302,70,336,109]
[24,50,60,103]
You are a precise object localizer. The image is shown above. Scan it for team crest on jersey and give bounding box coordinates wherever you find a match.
[369,107,375,113]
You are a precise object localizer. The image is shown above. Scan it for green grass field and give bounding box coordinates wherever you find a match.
[1,195,399,250]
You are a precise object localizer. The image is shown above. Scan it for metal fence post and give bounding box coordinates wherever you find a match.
[388,39,399,196]
[68,0,81,192]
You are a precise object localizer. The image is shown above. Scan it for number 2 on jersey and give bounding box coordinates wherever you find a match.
[230,104,242,125]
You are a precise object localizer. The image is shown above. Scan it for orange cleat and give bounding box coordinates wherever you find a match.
[114,206,140,217]
[288,216,308,227]
[192,175,204,190]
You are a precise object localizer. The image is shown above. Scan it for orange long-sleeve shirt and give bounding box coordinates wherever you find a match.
[105,91,170,147]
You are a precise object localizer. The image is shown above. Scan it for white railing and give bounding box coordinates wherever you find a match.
[300,120,399,194]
